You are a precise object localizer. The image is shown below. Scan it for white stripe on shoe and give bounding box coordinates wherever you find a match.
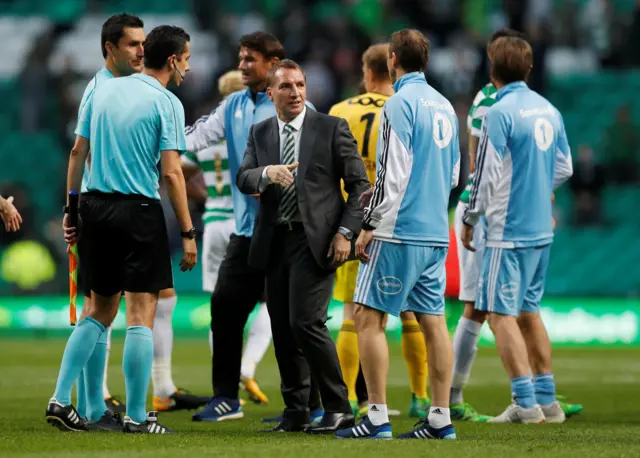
[216,411,244,421]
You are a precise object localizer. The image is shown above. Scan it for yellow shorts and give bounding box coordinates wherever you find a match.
[333,260,360,303]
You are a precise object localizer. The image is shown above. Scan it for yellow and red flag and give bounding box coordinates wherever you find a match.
[68,190,80,326]
[68,243,78,325]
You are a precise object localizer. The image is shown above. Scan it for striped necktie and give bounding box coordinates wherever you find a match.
[278,123,297,221]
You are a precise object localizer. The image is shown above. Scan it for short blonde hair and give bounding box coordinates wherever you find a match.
[218,70,244,98]
[363,43,390,80]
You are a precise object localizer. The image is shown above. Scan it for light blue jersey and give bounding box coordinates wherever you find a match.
[355,73,459,317]
[363,72,460,246]
[463,82,573,248]
[466,81,573,317]
[185,89,314,237]
[76,67,114,192]
[76,73,186,200]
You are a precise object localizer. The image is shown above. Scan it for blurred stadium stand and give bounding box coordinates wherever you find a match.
[0,0,638,296]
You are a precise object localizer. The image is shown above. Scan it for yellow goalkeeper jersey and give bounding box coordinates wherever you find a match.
[329,92,390,195]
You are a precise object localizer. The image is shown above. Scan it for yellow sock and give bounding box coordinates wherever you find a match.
[402,319,428,398]
[336,320,359,402]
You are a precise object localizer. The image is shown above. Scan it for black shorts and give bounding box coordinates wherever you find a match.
[77,233,92,299]
[80,192,173,296]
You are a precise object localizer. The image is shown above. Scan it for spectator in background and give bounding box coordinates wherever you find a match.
[602,105,639,183]
[55,55,83,150]
[570,145,605,226]
[578,0,625,68]
[623,0,640,66]
[526,21,549,94]
[302,48,336,113]
[20,42,51,132]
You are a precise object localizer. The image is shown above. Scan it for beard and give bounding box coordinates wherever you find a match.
[389,67,397,83]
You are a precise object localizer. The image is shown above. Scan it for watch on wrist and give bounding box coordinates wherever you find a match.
[337,226,353,240]
[181,227,197,239]
[63,205,70,214]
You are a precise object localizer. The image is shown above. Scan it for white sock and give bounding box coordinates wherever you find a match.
[240,303,272,379]
[450,316,482,404]
[368,404,389,426]
[208,329,213,356]
[102,327,112,399]
[428,406,451,429]
[151,295,177,398]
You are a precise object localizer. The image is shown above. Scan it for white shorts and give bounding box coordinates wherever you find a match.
[202,218,236,293]
[453,201,486,303]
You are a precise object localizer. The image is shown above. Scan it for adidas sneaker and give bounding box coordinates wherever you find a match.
[122,411,173,434]
[45,398,89,432]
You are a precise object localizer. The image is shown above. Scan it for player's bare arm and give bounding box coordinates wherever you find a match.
[461,223,476,252]
[468,132,479,174]
[162,149,197,272]
[63,135,90,244]
[67,136,90,195]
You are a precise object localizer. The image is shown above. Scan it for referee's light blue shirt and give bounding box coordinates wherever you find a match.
[76,67,114,193]
[76,73,187,200]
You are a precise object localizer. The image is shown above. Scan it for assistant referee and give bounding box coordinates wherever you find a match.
[47,25,196,435]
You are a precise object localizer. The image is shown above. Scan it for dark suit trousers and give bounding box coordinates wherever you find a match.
[210,235,265,398]
[209,234,322,411]
[267,223,350,420]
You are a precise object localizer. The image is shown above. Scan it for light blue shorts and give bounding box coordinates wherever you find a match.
[476,245,551,316]
[353,239,447,317]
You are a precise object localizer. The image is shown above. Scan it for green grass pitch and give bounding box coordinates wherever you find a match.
[1,337,639,457]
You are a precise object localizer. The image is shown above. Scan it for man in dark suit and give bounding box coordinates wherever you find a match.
[237,59,369,433]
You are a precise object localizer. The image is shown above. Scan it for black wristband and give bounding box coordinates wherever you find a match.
[181,227,197,239]
[362,222,375,231]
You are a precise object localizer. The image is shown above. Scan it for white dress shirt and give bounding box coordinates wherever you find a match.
[260,106,307,188]
[257,106,354,238]
[277,106,306,163]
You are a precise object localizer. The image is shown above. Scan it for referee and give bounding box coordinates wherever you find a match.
[46,26,196,435]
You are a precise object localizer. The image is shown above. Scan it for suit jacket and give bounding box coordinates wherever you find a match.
[236,109,370,270]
